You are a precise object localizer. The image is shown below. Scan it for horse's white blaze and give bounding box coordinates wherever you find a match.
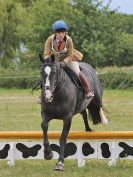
[44,66,51,87]
[44,66,52,101]
[99,108,108,125]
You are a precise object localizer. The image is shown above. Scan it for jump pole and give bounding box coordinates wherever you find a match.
[0,131,133,139]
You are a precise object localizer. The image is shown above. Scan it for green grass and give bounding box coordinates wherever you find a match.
[0,160,133,177]
[102,89,133,131]
[0,88,133,131]
[0,88,133,177]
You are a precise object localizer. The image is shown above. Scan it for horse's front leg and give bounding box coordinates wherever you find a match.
[41,110,53,160]
[54,118,72,171]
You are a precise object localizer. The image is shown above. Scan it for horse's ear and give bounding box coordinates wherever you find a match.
[51,54,55,63]
[39,53,44,63]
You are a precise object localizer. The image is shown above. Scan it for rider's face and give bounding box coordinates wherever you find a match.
[55,32,66,41]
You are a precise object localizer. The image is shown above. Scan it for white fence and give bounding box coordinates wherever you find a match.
[0,131,133,167]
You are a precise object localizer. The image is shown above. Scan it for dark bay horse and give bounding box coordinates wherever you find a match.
[39,54,108,170]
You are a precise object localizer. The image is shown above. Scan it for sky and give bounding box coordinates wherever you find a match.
[103,0,133,14]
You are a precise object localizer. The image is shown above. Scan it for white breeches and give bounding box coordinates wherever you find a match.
[66,61,80,77]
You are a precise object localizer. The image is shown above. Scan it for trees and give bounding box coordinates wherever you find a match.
[0,0,27,68]
[0,0,132,69]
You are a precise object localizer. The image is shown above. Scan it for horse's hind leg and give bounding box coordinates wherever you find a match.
[81,109,93,131]
[41,111,53,160]
[54,118,72,171]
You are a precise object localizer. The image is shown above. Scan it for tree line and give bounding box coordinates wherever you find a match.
[0,0,133,70]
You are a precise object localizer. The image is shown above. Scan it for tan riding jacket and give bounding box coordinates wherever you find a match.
[44,34,83,64]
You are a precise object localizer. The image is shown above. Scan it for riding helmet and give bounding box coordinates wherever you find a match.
[52,20,68,32]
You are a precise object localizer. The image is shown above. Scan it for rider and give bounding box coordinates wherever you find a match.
[43,20,94,98]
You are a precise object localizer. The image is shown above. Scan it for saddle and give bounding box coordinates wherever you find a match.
[64,66,83,91]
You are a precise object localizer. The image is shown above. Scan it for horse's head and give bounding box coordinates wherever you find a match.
[39,54,62,102]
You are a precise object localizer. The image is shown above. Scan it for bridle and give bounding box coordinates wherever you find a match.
[40,63,66,97]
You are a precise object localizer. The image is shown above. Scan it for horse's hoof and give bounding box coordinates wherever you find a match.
[54,162,64,171]
[44,151,53,160]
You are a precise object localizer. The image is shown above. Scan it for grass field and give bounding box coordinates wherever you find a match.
[0,88,133,177]
[0,88,133,131]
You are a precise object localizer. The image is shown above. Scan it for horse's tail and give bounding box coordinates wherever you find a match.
[87,100,108,125]
[87,100,101,125]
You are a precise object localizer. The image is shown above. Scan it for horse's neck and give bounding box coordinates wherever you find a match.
[57,69,66,86]
[54,68,71,94]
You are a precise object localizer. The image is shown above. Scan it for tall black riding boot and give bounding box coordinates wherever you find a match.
[79,71,94,98]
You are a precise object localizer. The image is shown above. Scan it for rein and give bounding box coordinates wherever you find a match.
[54,73,66,96]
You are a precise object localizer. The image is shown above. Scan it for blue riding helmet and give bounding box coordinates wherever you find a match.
[52,20,68,32]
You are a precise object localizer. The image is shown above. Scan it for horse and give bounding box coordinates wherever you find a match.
[39,54,108,171]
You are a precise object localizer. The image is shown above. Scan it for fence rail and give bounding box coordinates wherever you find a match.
[0,131,133,139]
[1,131,133,167]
